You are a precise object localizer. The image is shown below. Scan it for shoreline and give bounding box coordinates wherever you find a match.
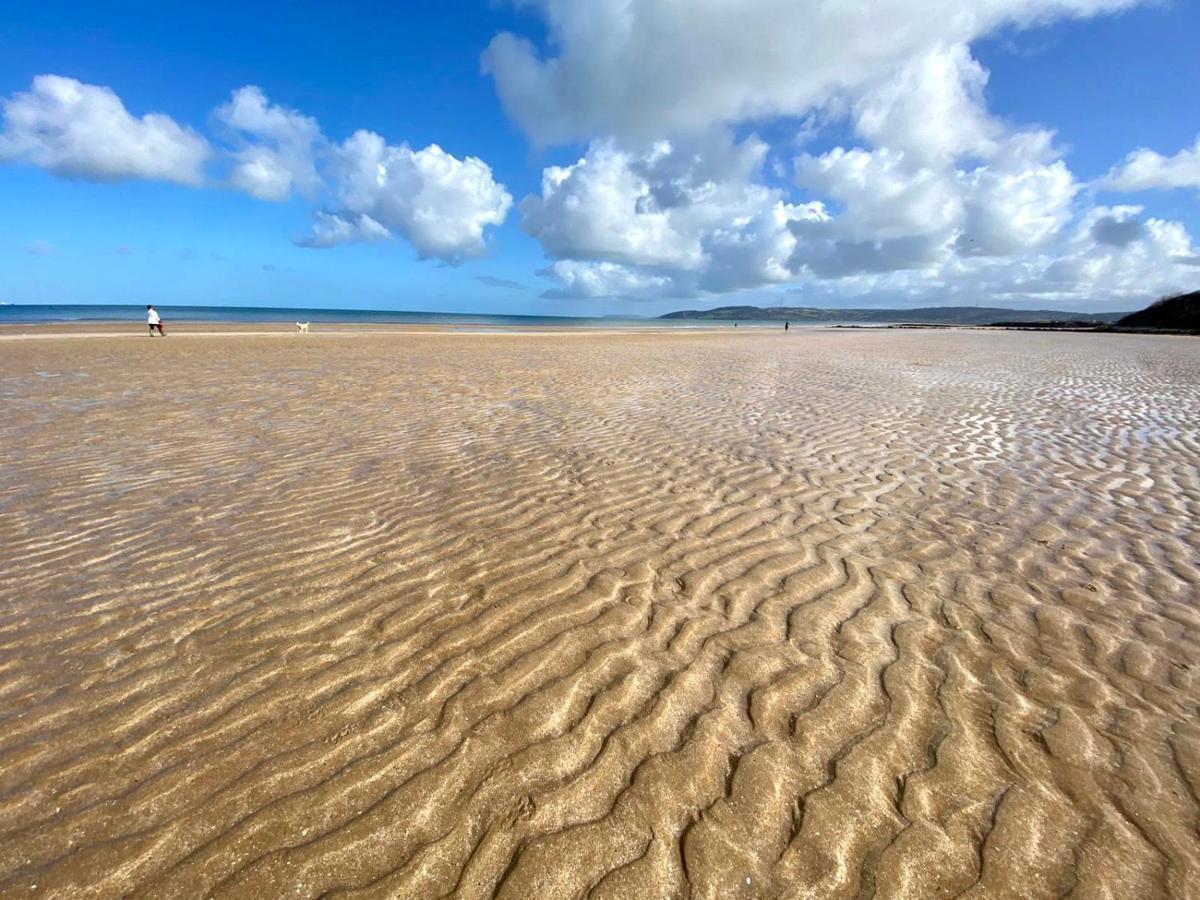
[0,321,805,340]
[9,321,1200,340]
[5,320,1194,339]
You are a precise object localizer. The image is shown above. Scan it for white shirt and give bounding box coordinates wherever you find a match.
[148,309,161,325]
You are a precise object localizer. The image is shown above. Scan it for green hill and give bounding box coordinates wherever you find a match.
[659,305,1126,325]
[1117,291,1200,331]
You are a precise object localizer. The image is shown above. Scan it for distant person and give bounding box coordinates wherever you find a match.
[785,321,789,331]
[147,305,165,336]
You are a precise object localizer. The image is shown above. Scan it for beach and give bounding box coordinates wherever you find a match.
[1,326,1198,898]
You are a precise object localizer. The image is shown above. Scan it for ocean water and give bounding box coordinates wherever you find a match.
[0,304,793,328]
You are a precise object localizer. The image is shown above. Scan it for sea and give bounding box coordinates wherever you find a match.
[0,304,796,328]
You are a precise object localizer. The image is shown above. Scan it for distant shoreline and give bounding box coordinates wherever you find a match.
[662,291,1200,333]
[4,304,1192,334]
[660,304,1129,326]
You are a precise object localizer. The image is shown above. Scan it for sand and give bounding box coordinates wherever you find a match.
[0,327,1198,898]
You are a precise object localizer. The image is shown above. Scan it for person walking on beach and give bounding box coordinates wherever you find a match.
[785,320,789,331]
[147,305,165,336]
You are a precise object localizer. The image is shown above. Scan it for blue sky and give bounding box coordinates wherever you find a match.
[1,0,1197,314]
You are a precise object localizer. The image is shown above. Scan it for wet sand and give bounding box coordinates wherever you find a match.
[1,328,1198,898]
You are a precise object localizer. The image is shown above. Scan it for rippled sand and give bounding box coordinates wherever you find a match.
[1,328,1198,898]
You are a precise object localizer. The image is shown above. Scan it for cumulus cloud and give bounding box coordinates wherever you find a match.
[854,53,1073,254]
[955,153,1077,256]
[0,75,211,184]
[528,122,1100,299]
[852,43,1000,168]
[302,131,512,262]
[0,75,512,265]
[789,147,1188,308]
[490,0,1200,310]
[539,260,678,299]
[215,86,323,201]
[525,134,831,296]
[793,49,1078,262]
[525,141,684,268]
[529,134,1191,309]
[795,147,962,242]
[521,138,766,271]
[1103,136,1200,193]
[528,43,1091,299]
[1003,206,1195,304]
[483,0,1139,144]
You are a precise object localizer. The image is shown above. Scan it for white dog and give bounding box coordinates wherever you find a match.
[296,322,310,333]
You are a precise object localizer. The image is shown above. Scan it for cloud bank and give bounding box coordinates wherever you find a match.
[489,0,1196,308]
[0,76,511,265]
[483,0,1140,144]
[1,3,1194,308]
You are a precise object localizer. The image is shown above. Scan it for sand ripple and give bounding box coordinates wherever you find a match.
[1,329,1198,898]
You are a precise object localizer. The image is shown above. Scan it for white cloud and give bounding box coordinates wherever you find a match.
[1001,206,1196,304]
[304,131,512,262]
[795,147,962,241]
[0,75,210,184]
[215,86,323,201]
[526,124,1097,299]
[522,141,701,269]
[539,260,677,299]
[524,134,830,296]
[702,198,817,292]
[794,202,1198,311]
[211,95,516,261]
[296,211,391,248]
[955,152,1077,256]
[793,49,1078,263]
[783,141,1161,305]
[0,75,513,266]
[852,44,1000,168]
[521,34,1129,305]
[1103,136,1200,193]
[26,239,56,255]
[483,0,1140,144]
[493,1,1195,311]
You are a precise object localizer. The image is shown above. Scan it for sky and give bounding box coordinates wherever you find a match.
[1,0,1197,315]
